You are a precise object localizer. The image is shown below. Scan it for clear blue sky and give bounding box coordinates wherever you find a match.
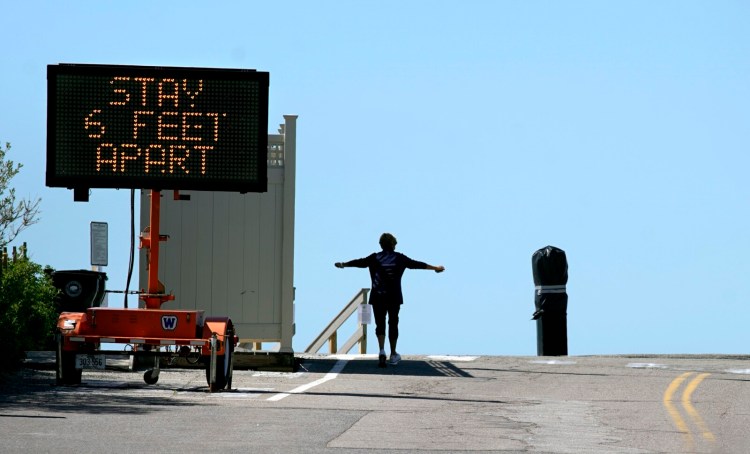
[2,1,748,356]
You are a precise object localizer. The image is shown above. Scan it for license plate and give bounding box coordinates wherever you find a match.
[75,354,106,369]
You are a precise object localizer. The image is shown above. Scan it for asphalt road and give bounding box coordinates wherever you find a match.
[1,353,749,453]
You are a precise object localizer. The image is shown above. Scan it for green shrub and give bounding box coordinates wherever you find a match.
[0,257,58,367]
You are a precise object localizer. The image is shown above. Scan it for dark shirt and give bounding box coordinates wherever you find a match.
[344,251,429,304]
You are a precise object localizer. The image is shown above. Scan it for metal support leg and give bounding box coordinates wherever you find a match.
[55,332,63,385]
[152,353,161,379]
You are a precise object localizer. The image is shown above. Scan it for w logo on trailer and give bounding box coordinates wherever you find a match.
[161,315,178,331]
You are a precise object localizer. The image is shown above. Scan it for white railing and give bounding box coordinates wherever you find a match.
[305,289,370,355]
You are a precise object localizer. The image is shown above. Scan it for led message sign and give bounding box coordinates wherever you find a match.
[47,64,269,193]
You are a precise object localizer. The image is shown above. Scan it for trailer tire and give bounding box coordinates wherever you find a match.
[205,349,232,391]
[202,318,234,392]
[144,369,159,385]
[58,352,82,385]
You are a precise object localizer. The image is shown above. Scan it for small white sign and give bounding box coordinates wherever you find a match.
[90,222,108,266]
[357,304,372,325]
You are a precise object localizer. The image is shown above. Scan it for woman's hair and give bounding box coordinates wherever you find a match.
[379,233,397,251]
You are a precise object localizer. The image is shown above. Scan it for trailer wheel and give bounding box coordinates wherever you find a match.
[58,352,82,385]
[205,350,232,391]
[202,318,235,392]
[143,369,159,385]
[205,335,234,391]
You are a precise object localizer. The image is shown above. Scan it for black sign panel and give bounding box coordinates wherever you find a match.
[47,64,269,192]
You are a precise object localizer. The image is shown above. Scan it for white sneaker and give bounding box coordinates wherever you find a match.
[388,353,401,365]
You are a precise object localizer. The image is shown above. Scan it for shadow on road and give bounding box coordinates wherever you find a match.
[0,368,208,416]
[298,357,473,378]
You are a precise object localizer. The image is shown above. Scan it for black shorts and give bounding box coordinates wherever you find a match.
[370,293,401,339]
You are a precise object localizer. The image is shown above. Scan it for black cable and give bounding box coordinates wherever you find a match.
[124,189,135,308]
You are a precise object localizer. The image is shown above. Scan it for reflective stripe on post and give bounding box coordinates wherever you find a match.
[535,285,567,295]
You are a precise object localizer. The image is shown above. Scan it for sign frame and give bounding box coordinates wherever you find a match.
[47,63,269,194]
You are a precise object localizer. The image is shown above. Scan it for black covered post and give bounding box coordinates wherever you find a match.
[531,246,568,356]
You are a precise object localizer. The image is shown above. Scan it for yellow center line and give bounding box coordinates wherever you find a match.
[682,373,716,442]
[663,372,695,450]
[663,371,717,451]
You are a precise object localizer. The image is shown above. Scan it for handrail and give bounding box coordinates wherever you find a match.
[305,288,369,354]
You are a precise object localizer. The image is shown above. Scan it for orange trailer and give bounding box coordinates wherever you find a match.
[55,190,237,392]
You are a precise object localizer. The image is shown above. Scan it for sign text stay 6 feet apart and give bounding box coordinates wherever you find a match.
[47,64,269,195]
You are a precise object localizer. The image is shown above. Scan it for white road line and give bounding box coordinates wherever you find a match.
[426,355,479,362]
[627,362,668,369]
[529,359,577,365]
[267,359,348,401]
